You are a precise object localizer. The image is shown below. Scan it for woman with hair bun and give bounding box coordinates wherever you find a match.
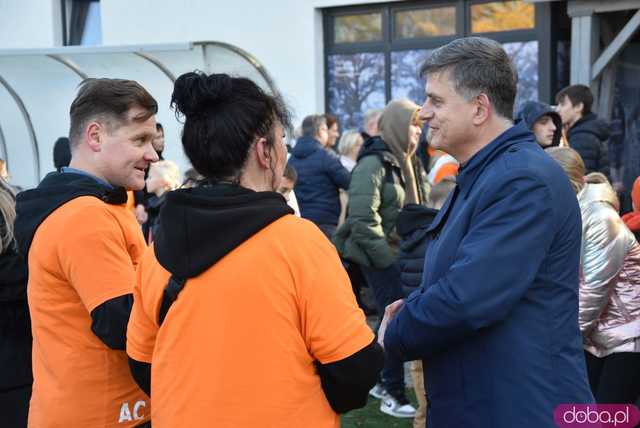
[126,72,383,427]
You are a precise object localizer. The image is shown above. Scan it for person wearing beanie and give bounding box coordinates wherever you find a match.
[621,176,640,241]
[334,98,427,419]
[515,100,562,148]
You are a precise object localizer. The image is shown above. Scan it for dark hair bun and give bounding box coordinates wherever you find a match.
[171,71,233,118]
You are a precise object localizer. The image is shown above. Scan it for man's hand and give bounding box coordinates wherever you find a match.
[377,299,405,349]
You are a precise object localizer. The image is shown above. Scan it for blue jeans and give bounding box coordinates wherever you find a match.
[361,263,406,397]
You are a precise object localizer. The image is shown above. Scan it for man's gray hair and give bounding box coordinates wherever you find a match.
[419,37,517,119]
[301,114,327,138]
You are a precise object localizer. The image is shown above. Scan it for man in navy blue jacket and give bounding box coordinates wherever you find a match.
[380,37,594,428]
[289,114,350,237]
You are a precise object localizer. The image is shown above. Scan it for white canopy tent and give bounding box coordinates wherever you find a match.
[0,41,280,189]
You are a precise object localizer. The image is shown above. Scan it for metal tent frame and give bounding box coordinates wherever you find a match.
[0,41,279,188]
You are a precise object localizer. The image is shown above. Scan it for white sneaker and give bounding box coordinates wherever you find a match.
[380,394,417,418]
[368,384,386,399]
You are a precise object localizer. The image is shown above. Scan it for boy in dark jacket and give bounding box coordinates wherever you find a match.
[556,84,610,176]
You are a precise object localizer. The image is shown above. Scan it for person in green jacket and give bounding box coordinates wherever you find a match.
[333,99,428,419]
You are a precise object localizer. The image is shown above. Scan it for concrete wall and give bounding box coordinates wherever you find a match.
[101,0,400,123]
[0,0,402,187]
[0,0,62,48]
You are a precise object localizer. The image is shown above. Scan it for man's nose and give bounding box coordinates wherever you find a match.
[146,144,159,162]
[419,106,432,121]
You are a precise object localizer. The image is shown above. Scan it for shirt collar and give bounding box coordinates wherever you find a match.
[60,167,114,189]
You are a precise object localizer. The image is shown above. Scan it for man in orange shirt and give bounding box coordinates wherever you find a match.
[14,78,158,427]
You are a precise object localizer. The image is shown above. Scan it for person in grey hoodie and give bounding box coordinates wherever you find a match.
[334,99,427,419]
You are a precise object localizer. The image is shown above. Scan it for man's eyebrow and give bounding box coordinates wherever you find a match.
[130,131,155,140]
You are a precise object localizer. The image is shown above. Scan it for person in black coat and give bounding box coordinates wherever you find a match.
[288,114,350,238]
[143,160,181,243]
[556,84,610,176]
[0,178,31,428]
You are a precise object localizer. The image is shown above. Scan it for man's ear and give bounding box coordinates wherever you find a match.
[255,137,271,169]
[85,122,103,152]
[472,93,491,125]
[575,102,585,115]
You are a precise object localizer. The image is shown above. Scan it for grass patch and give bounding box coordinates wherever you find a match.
[341,389,418,428]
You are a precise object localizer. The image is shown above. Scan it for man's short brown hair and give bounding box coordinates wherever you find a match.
[555,84,593,116]
[69,78,158,146]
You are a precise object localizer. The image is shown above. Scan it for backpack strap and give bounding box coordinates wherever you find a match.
[382,161,402,186]
[158,275,187,326]
[359,151,404,187]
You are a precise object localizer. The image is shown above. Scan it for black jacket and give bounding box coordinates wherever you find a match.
[142,193,166,243]
[288,136,351,227]
[14,172,133,351]
[396,204,438,295]
[568,113,610,176]
[0,232,31,391]
[130,183,383,413]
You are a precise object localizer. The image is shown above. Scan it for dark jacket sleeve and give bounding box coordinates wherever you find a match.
[398,228,431,291]
[315,339,384,413]
[128,357,151,397]
[90,293,133,350]
[571,132,609,177]
[325,151,351,190]
[598,140,610,178]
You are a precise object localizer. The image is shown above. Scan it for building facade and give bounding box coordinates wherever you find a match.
[0,0,638,191]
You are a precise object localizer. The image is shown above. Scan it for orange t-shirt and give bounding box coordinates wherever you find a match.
[27,196,150,427]
[127,214,374,428]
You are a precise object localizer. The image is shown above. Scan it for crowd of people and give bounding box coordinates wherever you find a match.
[0,35,638,428]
